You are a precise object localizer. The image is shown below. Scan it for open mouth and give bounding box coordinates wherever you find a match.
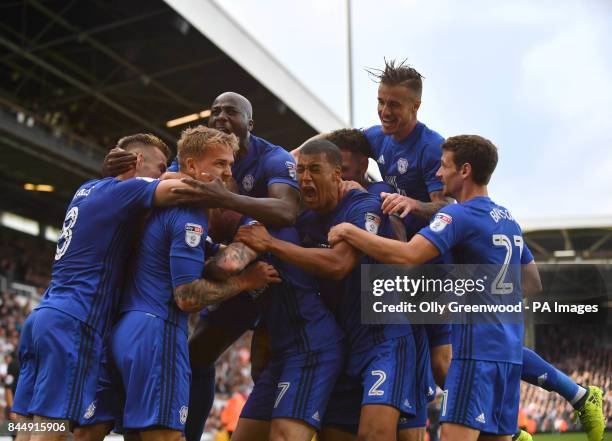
[215,125,231,134]
[301,186,317,200]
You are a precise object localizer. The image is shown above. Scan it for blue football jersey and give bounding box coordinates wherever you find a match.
[262,227,345,357]
[236,217,344,356]
[418,196,534,364]
[364,122,444,202]
[120,206,209,334]
[364,123,444,238]
[296,189,412,354]
[38,177,159,335]
[168,133,298,198]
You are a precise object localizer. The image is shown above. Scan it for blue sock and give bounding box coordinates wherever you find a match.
[521,347,584,404]
[185,364,216,441]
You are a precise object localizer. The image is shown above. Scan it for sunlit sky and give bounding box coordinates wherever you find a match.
[216,0,612,221]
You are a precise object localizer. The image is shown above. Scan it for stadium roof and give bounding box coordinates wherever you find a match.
[0,0,342,227]
[521,216,612,262]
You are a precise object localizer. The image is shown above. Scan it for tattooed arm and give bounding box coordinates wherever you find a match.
[174,261,280,312]
[204,242,259,281]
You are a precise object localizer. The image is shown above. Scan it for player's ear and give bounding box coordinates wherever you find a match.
[413,99,421,113]
[135,151,145,170]
[248,118,254,132]
[461,162,471,179]
[184,157,197,178]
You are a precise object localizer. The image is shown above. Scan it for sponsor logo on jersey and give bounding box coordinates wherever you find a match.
[397,158,409,174]
[537,373,548,386]
[312,411,320,422]
[475,413,486,424]
[377,154,385,165]
[365,213,381,234]
[179,405,189,425]
[185,223,203,247]
[242,174,255,192]
[430,213,452,233]
[83,401,96,419]
[286,161,297,180]
[74,187,93,198]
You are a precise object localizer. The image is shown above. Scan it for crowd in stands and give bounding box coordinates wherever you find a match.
[0,290,31,424]
[519,325,612,433]
[0,229,53,288]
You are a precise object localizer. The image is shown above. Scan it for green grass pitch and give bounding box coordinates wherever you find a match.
[533,432,611,441]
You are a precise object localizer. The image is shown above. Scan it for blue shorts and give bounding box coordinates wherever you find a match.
[79,345,123,429]
[241,343,344,430]
[200,291,261,330]
[323,334,417,433]
[440,359,521,435]
[111,311,190,432]
[398,404,427,430]
[413,326,436,409]
[13,307,103,424]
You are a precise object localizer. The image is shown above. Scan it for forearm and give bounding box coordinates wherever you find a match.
[342,228,418,264]
[267,237,348,279]
[224,194,296,227]
[412,198,451,220]
[205,243,258,281]
[174,276,249,312]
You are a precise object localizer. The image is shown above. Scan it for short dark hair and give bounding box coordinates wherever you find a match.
[366,58,423,98]
[441,135,498,185]
[116,133,171,160]
[300,139,342,167]
[326,129,372,158]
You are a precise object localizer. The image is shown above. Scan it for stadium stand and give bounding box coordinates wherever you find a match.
[519,325,612,433]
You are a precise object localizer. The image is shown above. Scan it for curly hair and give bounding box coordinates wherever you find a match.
[326,129,372,158]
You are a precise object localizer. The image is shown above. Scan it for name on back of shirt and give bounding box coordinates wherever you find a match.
[489,207,514,223]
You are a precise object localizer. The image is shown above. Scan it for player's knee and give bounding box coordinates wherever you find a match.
[357,423,394,441]
[398,427,425,441]
[73,423,111,441]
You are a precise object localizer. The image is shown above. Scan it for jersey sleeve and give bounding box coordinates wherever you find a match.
[263,149,300,190]
[205,236,221,257]
[521,242,534,264]
[420,142,444,194]
[425,324,452,347]
[417,204,467,255]
[111,177,160,215]
[343,191,384,235]
[362,125,384,158]
[169,208,208,288]
[367,181,395,197]
[168,156,179,172]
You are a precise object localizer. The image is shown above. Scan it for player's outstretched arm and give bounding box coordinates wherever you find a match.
[174,261,281,312]
[291,132,330,161]
[380,190,453,220]
[328,222,439,264]
[101,147,137,177]
[171,177,300,228]
[234,224,361,280]
[204,242,259,281]
[521,260,542,295]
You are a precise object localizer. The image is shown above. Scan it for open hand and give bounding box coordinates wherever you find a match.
[380,192,420,218]
[234,224,273,253]
[241,261,281,291]
[102,147,136,177]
